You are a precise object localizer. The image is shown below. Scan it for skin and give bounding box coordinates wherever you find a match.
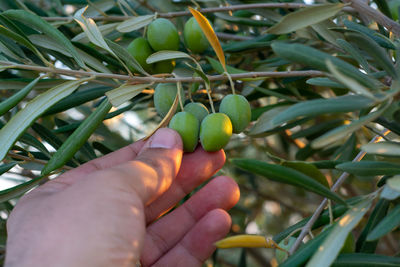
[5,128,240,267]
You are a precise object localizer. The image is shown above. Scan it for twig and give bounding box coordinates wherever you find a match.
[0,61,324,83]
[136,0,157,13]
[216,32,253,41]
[342,0,400,37]
[42,4,355,21]
[289,129,391,254]
[6,152,74,171]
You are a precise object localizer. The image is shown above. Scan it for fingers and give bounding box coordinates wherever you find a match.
[151,209,231,267]
[141,176,240,266]
[145,146,226,223]
[106,128,183,205]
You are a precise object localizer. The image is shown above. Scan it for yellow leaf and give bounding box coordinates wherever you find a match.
[215,234,286,252]
[189,7,225,69]
[143,91,179,140]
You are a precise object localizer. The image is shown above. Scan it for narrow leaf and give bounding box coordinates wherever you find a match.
[3,10,85,68]
[106,83,150,107]
[231,158,345,204]
[282,161,329,187]
[332,253,400,267]
[367,204,400,241]
[272,95,375,126]
[0,76,40,116]
[0,175,48,203]
[306,199,372,267]
[42,99,112,175]
[0,162,16,175]
[116,14,155,33]
[336,161,400,176]
[189,7,225,68]
[267,3,344,34]
[362,141,400,156]
[0,79,88,161]
[146,50,193,64]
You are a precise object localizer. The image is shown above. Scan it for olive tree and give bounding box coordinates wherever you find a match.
[0,0,399,266]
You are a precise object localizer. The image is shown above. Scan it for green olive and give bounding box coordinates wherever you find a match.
[184,102,209,122]
[200,113,232,152]
[219,94,251,133]
[127,37,153,73]
[147,18,180,51]
[153,83,184,117]
[183,17,209,53]
[169,111,199,152]
[154,60,175,74]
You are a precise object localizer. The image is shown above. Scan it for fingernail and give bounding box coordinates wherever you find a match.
[149,128,178,149]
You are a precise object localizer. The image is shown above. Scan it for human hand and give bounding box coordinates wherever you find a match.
[5,128,240,267]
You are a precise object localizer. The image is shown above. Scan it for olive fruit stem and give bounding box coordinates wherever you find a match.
[223,71,236,94]
[204,82,215,113]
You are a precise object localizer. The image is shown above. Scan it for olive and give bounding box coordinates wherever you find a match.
[127,37,153,73]
[184,102,209,122]
[219,94,251,133]
[147,18,180,51]
[154,60,175,74]
[153,83,184,117]
[183,17,209,53]
[169,111,199,152]
[200,113,232,152]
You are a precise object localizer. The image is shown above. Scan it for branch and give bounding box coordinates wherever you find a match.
[0,61,324,83]
[7,152,74,171]
[289,129,391,254]
[343,0,400,37]
[42,3,354,21]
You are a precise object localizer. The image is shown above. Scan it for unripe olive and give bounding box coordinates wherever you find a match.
[153,83,184,117]
[169,111,199,152]
[126,37,153,73]
[147,18,180,51]
[200,113,232,152]
[183,17,209,53]
[184,102,209,122]
[154,60,175,74]
[219,94,251,133]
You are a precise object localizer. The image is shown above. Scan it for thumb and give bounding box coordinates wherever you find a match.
[108,128,183,205]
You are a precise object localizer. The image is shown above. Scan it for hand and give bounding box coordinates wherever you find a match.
[5,128,240,267]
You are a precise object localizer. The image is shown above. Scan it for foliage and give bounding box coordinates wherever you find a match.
[0,0,399,266]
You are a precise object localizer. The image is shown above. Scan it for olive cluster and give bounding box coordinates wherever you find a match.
[154,83,251,152]
[127,17,209,74]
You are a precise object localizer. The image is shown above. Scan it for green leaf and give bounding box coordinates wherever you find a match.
[367,204,400,241]
[116,14,155,33]
[231,158,345,204]
[347,32,398,79]
[0,162,16,175]
[306,198,372,267]
[362,141,400,157]
[336,161,400,176]
[267,4,344,34]
[381,184,400,200]
[249,105,289,135]
[42,99,112,175]
[326,60,376,99]
[280,225,334,267]
[146,50,193,64]
[311,101,389,148]
[356,199,390,253]
[271,42,377,88]
[272,95,375,126]
[2,9,85,68]
[0,175,47,203]
[336,38,371,73]
[106,83,150,107]
[0,79,89,161]
[282,161,329,187]
[306,77,346,88]
[72,22,119,43]
[332,253,400,267]
[387,175,400,192]
[0,76,40,116]
[311,20,344,46]
[31,123,63,150]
